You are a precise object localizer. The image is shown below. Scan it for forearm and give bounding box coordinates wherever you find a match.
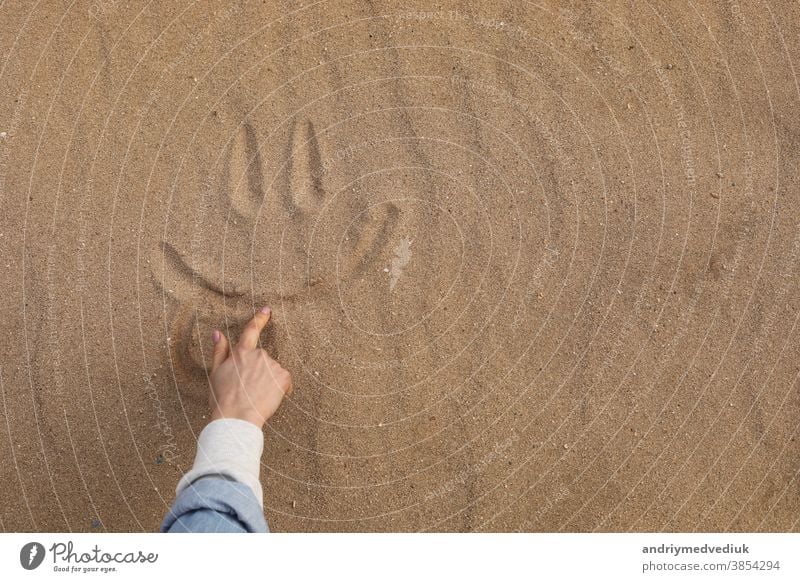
[161,419,268,533]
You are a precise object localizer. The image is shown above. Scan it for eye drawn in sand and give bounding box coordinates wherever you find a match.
[283,118,326,216]
[226,119,268,223]
[149,118,406,389]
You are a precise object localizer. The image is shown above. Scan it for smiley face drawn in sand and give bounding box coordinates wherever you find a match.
[148,117,404,395]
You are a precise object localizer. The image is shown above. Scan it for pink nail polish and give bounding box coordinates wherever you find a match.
[260,306,271,315]
[212,330,221,343]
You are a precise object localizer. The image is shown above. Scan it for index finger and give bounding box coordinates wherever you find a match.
[237,306,272,351]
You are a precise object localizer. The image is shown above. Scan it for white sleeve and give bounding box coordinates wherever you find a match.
[176,418,265,508]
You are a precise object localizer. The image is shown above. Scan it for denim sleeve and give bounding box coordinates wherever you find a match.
[161,475,269,533]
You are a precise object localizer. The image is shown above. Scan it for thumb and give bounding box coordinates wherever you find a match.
[210,329,230,372]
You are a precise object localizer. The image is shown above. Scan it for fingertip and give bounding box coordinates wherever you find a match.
[238,307,272,350]
[212,329,221,344]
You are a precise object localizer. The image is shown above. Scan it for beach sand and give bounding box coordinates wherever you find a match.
[0,0,798,531]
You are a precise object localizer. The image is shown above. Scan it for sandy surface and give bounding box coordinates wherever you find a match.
[0,0,799,532]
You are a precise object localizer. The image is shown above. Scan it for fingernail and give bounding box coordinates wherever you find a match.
[212,330,221,344]
[260,306,271,315]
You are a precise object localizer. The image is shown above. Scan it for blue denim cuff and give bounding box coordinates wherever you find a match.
[161,475,269,533]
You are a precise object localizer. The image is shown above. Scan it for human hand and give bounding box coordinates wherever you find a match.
[208,307,293,428]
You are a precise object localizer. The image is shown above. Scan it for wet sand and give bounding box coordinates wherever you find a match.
[0,1,798,531]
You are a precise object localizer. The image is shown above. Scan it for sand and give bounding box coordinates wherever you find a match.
[0,0,798,532]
